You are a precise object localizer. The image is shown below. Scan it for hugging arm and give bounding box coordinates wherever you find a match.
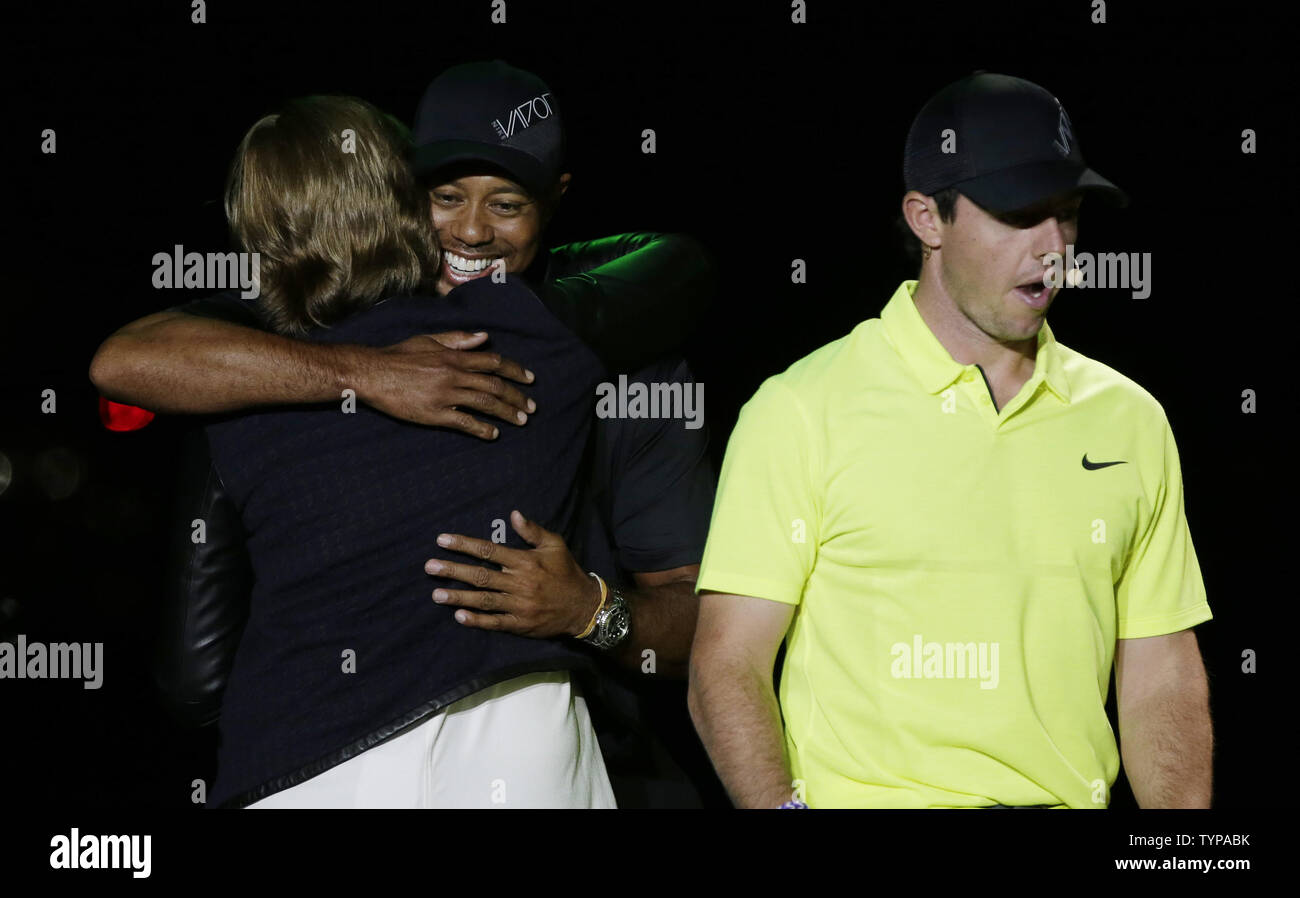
[542,233,715,372]
[89,233,712,429]
[89,296,534,438]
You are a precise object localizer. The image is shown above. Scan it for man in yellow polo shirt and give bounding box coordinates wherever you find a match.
[688,73,1213,809]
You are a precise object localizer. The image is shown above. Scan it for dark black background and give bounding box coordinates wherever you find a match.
[4,0,1291,830]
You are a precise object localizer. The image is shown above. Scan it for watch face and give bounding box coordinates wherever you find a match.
[585,591,631,649]
[606,601,631,645]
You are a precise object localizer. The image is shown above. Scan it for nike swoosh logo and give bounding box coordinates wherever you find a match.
[1082,454,1127,470]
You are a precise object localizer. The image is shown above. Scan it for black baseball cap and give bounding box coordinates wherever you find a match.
[904,72,1127,213]
[411,60,565,199]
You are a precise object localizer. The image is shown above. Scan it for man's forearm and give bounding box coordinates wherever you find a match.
[608,580,698,678]
[688,656,794,808]
[90,311,360,413]
[1120,682,1213,808]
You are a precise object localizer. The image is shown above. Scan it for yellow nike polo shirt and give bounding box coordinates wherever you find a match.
[696,280,1211,808]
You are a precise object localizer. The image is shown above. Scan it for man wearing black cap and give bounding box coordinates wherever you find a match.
[93,62,722,806]
[405,61,723,807]
[689,73,1213,808]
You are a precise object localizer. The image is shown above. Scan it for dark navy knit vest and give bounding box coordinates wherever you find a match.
[205,276,604,807]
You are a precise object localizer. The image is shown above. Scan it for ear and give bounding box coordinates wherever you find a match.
[901,190,943,249]
[542,173,571,225]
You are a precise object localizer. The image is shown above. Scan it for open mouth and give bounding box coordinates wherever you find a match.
[1014,279,1051,309]
[442,251,503,282]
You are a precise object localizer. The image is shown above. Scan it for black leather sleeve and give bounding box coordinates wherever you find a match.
[540,233,715,373]
[146,296,259,727]
[151,427,252,728]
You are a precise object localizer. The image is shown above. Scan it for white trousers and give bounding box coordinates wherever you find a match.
[247,671,616,808]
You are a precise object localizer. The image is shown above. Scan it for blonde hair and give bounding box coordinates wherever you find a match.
[225,96,439,334]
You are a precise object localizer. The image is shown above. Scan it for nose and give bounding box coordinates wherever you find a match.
[1035,216,1069,260]
[450,205,493,248]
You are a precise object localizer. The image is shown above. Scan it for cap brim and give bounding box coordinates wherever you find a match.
[410,139,550,198]
[955,159,1129,213]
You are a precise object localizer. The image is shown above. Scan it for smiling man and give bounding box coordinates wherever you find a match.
[406,62,722,807]
[688,72,1213,809]
[383,64,712,685]
[426,162,570,291]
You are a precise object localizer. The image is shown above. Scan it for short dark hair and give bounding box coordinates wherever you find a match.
[225,96,440,335]
[895,186,961,268]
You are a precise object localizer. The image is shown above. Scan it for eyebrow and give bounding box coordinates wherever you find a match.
[431,181,531,198]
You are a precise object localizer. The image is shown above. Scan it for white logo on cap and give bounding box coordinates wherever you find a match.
[491,92,554,142]
[1052,99,1074,157]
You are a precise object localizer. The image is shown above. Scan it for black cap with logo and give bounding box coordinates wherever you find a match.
[411,60,565,200]
[903,72,1127,213]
